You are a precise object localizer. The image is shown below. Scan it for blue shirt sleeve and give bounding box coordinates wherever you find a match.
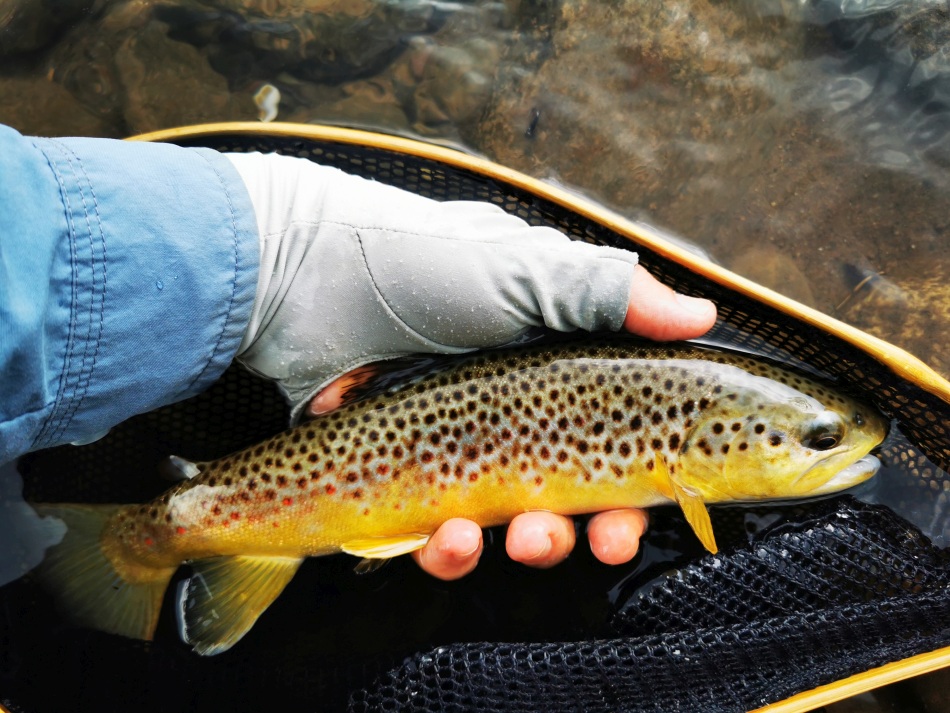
[0,125,259,463]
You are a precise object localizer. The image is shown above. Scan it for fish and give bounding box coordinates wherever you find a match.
[29,337,887,655]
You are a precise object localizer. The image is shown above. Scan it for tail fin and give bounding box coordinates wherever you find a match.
[31,504,176,642]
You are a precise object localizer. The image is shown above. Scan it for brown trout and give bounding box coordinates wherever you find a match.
[32,337,887,655]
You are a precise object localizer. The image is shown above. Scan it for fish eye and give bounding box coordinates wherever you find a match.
[803,426,842,451]
[802,413,844,451]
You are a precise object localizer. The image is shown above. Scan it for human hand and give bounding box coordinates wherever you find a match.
[225,151,716,579]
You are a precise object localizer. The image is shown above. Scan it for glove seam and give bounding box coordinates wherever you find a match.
[350,227,468,353]
[263,220,638,266]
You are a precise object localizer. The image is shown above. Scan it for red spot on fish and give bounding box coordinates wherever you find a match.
[272,521,280,528]
[231,512,240,520]
[282,497,293,506]
[176,526,186,535]
[377,464,390,476]
[144,537,154,547]
[325,484,336,495]
[394,503,401,510]
[222,521,230,527]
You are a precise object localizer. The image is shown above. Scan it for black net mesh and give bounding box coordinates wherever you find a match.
[6,129,949,713]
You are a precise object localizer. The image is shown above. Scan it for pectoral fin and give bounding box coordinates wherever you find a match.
[176,555,303,656]
[341,533,431,560]
[657,457,718,554]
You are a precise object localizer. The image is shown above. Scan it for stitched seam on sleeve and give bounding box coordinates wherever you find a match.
[188,151,240,392]
[43,140,108,445]
[29,141,83,449]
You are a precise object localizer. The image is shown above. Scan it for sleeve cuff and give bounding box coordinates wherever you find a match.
[27,137,259,452]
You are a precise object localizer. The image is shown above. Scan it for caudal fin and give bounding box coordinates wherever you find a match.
[31,504,176,642]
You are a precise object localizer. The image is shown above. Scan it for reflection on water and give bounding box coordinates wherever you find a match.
[1,1,949,711]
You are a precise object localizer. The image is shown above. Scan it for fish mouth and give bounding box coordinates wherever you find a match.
[809,454,881,495]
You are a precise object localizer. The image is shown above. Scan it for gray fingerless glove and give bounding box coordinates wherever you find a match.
[226,152,638,420]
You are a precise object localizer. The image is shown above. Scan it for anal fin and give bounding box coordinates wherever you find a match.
[176,555,302,656]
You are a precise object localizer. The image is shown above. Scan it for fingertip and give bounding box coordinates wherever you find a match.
[624,266,717,341]
[308,365,382,416]
[414,518,483,581]
[506,512,576,569]
[588,509,649,565]
[308,388,341,416]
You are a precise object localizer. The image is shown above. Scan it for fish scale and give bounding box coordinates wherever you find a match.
[30,337,886,656]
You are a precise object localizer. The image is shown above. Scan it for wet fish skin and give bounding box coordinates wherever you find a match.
[31,337,887,655]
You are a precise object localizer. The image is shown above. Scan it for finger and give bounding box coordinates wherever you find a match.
[505,511,577,568]
[412,518,483,581]
[308,364,381,416]
[624,265,717,341]
[587,509,649,565]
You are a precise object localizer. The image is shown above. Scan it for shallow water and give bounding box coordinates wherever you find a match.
[1,1,949,711]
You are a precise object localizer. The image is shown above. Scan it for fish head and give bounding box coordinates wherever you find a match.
[674,368,888,503]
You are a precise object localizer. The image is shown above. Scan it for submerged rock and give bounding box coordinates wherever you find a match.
[115,21,241,134]
[0,0,97,57]
[838,256,950,378]
[154,0,446,88]
[728,246,817,308]
[0,76,112,136]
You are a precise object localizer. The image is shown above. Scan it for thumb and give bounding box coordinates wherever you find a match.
[624,265,717,341]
